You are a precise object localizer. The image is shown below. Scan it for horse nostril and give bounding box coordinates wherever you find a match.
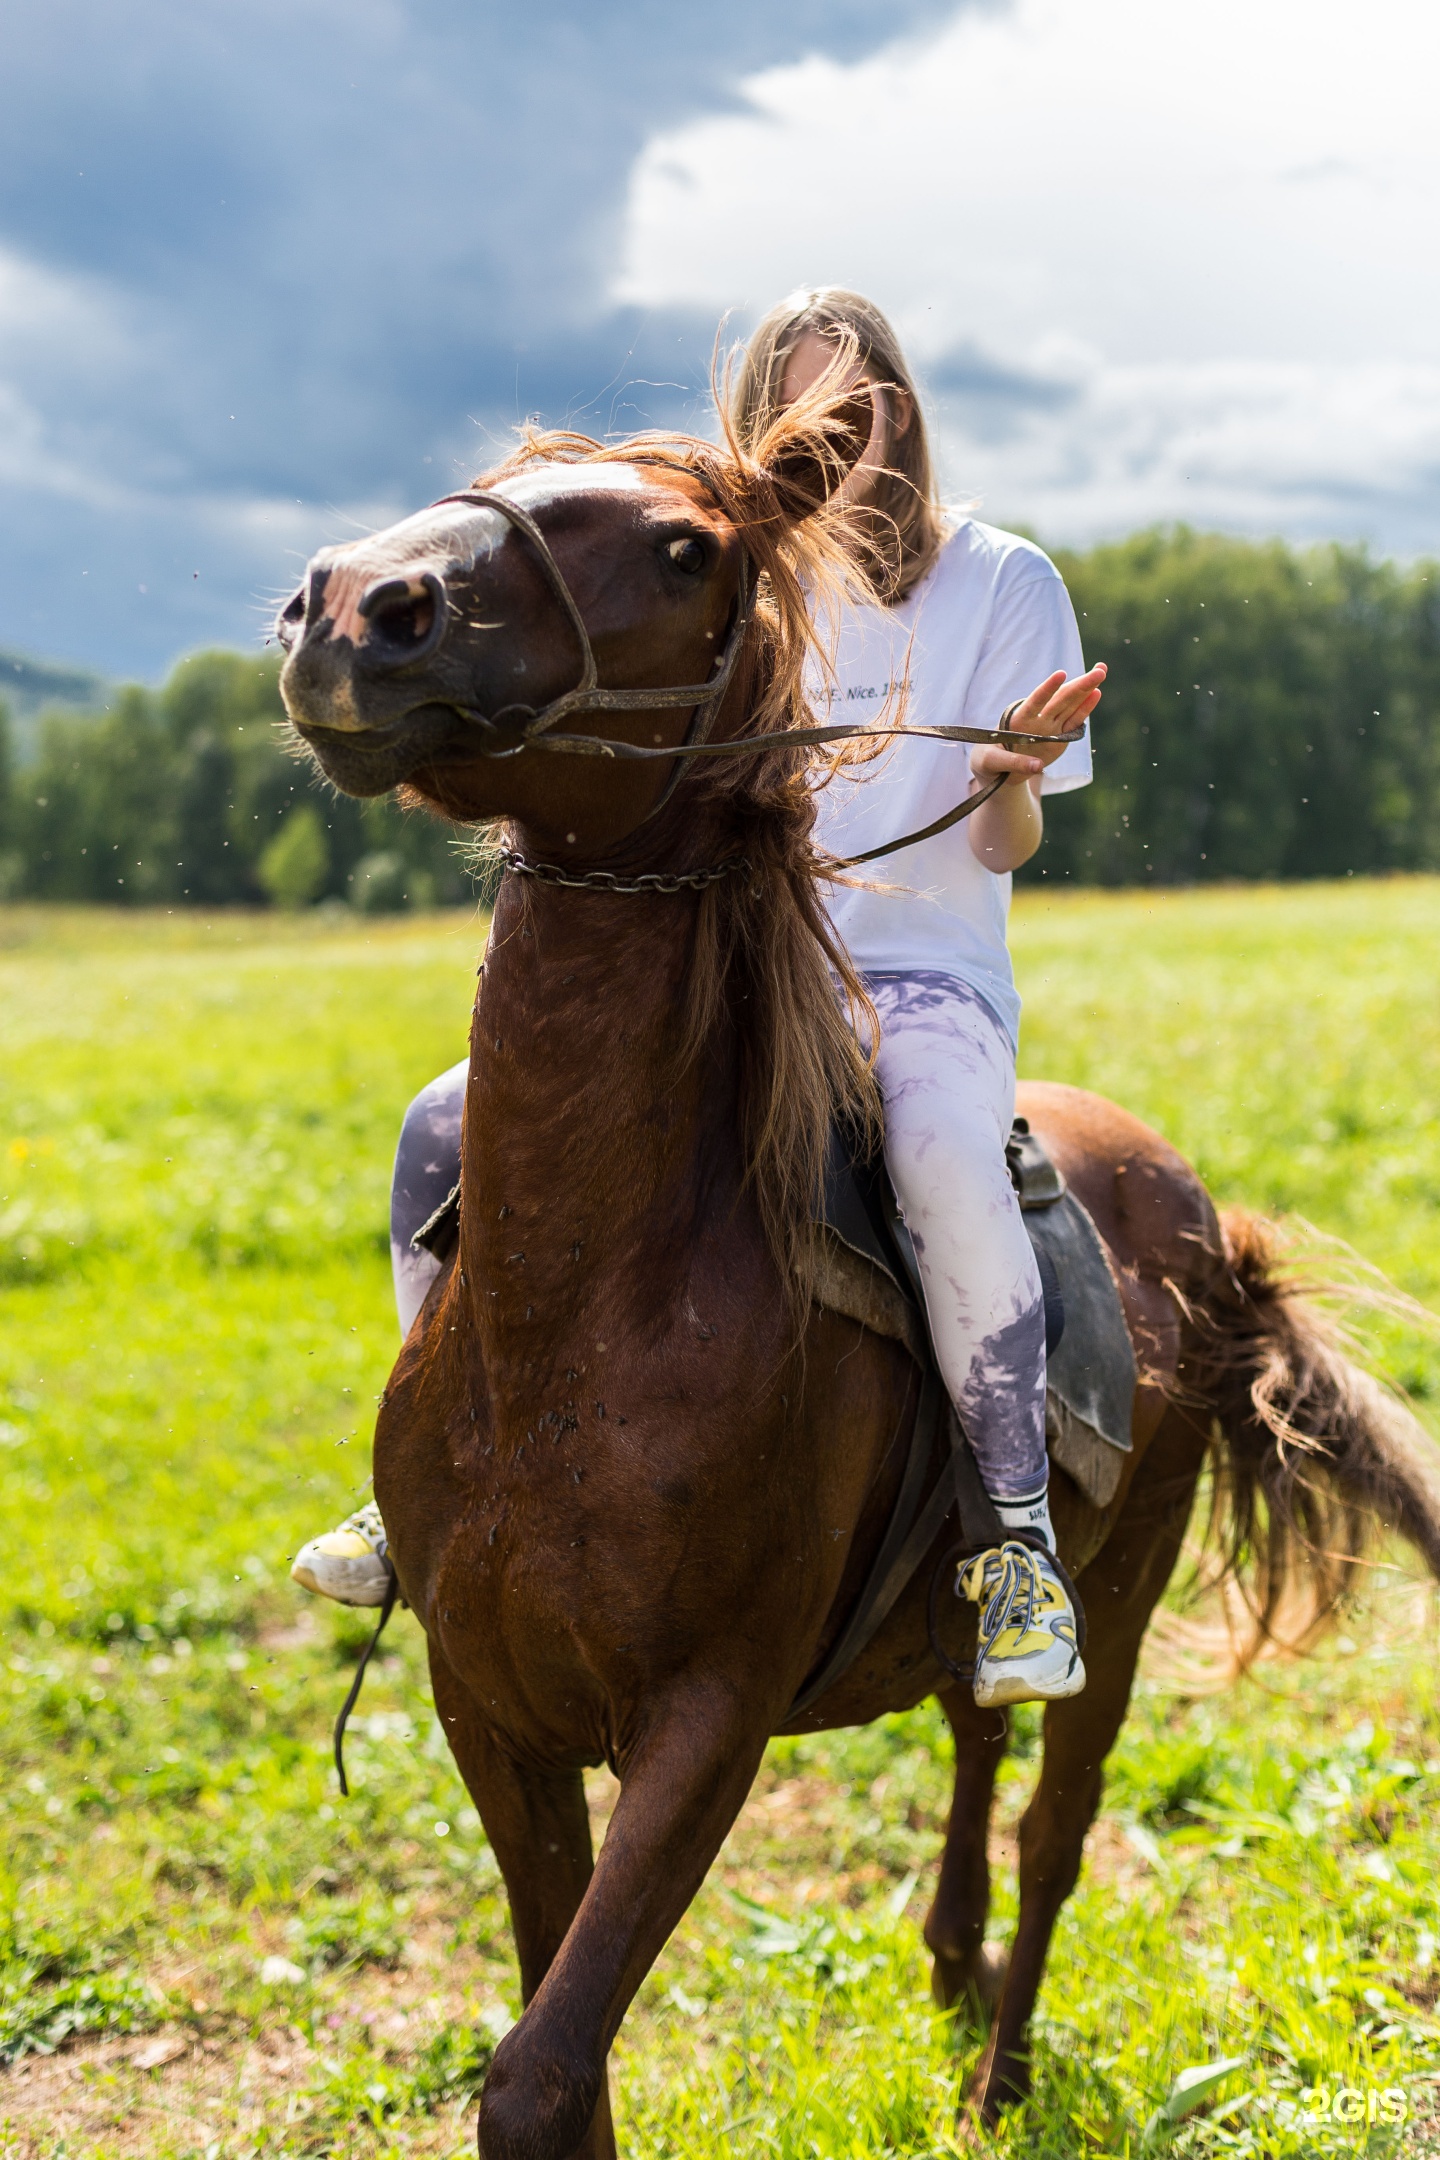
[357,573,444,662]
[275,585,307,652]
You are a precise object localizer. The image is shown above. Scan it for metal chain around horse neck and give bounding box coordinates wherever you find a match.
[496,758,1014,892]
[499,848,752,895]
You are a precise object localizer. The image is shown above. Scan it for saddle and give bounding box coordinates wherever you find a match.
[785,1117,1135,1715]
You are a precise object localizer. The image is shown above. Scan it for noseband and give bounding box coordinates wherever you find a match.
[430,484,1083,880]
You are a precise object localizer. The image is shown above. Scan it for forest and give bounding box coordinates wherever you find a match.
[1,526,1437,907]
[0,644,473,913]
[1044,526,1440,884]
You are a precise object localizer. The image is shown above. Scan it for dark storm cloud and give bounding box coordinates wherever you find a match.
[924,345,1080,449]
[0,0,957,677]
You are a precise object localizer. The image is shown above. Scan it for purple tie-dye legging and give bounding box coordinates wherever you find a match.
[388,969,1046,1506]
[861,972,1046,1503]
[389,1056,469,1340]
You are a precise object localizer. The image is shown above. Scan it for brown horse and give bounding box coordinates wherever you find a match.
[277,389,1440,2157]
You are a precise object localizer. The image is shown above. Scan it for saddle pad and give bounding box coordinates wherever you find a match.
[816,1123,1136,1511]
[811,1223,1132,1513]
[1027,1191,1136,1504]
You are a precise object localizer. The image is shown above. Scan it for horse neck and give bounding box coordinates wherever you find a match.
[459,871,742,1362]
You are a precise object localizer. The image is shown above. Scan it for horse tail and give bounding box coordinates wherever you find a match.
[1189,1205,1440,1662]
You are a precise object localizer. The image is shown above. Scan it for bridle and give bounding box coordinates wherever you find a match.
[432,485,1084,887]
[435,487,755,825]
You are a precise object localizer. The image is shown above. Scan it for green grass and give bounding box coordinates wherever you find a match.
[0,882,1438,2157]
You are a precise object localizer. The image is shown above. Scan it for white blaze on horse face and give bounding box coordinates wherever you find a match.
[494,461,726,550]
[497,463,653,513]
[312,462,726,664]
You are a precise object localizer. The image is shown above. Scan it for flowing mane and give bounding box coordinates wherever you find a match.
[470,381,888,1307]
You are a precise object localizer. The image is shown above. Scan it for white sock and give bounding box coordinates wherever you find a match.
[990,1484,1055,1551]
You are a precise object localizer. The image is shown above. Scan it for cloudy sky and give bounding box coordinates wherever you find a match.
[3,0,1437,680]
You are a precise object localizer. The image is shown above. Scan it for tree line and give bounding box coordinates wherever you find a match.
[0,650,475,910]
[1038,528,1440,884]
[0,528,1437,908]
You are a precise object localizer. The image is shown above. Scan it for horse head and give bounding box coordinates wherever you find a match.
[276,387,875,862]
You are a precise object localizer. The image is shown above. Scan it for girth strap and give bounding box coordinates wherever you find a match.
[788,1364,945,1718]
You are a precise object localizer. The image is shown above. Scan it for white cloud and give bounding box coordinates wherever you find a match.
[0,379,77,498]
[613,0,1440,546]
[0,246,128,357]
[935,355,1440,549]
[0,248,137,498]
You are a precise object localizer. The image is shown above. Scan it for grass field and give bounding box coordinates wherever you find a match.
[1,880,1439,2158]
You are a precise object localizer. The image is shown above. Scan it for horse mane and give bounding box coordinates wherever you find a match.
[472,372,886,1312]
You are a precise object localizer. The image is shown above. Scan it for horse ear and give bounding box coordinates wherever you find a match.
[760,387,876,526]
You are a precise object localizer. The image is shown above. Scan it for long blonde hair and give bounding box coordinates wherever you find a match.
[729,287,944,603]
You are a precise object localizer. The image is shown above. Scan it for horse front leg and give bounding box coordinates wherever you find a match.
[925,1688,1010,2019]
[469,1676,768,2160]
[429,1651,617,2160]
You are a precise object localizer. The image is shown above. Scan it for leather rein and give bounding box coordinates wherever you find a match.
[433,486,1083,882]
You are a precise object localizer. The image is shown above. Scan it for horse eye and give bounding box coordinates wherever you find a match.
[667,536,707,575]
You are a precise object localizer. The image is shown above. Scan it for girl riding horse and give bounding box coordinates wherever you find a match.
[274,308,1440,2146]
[292,287,1105,1710]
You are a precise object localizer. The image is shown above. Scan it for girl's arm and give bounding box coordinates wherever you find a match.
[966,665,1106,875]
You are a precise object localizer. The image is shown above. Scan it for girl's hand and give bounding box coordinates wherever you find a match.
[969,664,1107,787]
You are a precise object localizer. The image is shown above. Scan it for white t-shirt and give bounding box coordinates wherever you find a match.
[809,517,1091,1051]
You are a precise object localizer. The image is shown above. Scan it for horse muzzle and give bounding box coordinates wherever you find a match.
[278,581,476,795]
[277,547,486,789]
[275,502,537,775]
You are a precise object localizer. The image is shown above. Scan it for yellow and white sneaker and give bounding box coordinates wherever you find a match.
[958,1541,1086,1708]
[291,1502,394,1607]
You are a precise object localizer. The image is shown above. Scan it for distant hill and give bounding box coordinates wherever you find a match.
[0,647,111,761]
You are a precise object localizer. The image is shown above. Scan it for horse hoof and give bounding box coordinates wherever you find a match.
[967,2035,1031,2126]
[951,2098,995,2153]
[953,2067,1025,2152]
[476,2035,603,2160]
[930,1939,1009,2021]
